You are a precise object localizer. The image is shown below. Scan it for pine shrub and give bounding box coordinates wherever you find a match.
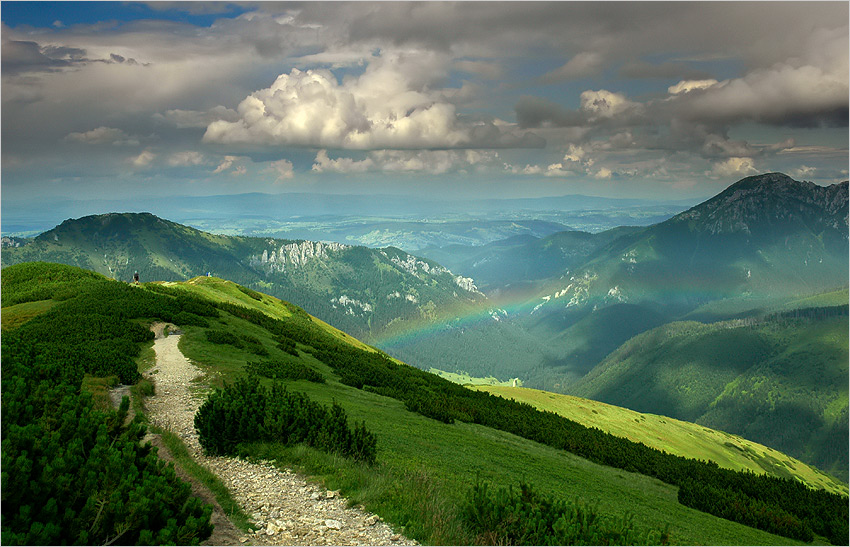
[195,376,376,464]
[245,358,325,383]
[463,480,670,545]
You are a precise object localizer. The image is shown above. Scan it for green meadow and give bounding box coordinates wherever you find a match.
[168,276,807,545]
[473,385,846,496]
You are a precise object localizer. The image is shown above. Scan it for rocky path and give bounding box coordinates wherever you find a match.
[142,324,416,546]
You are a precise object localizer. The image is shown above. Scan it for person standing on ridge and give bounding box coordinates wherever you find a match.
[133,271,139,283]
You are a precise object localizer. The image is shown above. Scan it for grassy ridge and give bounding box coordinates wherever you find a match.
[473,385,846,496]
[170,277,812,545]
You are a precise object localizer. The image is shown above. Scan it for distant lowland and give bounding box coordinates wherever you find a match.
[3,172,848,485]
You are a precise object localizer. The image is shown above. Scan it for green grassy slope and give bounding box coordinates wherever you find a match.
[473,385,846,496]
[568,313,849,484]
[167,274,825,545]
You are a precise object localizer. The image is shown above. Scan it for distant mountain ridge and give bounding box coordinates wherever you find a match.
[1,212,485,341]
[528,173,848,318]
[669,172,848,236]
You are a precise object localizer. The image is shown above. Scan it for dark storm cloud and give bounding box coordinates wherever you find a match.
[618,60,714,81]
[1,39,79,74]
[515,96,586,128]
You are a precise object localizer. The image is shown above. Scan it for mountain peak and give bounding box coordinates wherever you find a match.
[669,172,848,236]
[725,172,799,191]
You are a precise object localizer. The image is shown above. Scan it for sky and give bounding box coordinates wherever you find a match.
[1,1,848,206]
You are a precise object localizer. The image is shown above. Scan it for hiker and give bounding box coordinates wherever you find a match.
[133,271,139,283]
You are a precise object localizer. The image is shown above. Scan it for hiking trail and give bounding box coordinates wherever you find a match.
[141,322,416,546]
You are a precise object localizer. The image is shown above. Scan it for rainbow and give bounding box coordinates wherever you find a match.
[371,277,780,350]
[371,293,541,349]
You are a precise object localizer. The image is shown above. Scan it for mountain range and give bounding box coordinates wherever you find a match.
[2,172,847,482]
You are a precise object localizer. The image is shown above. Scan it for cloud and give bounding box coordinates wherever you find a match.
[312,150,374,173]
[312,148,498,175]
[619,60,714,80]
[580,89,639,119]
[593,167,613,179]
[453,59,504,79]
[156,106,241,129]
[562,144,587,164]
[213,155,240,174]
[168,151,206,167]
[667,79,719,95]
[204,51,541,150]
[675,66,848,127]
[1,39,78,74]
[65,126,139,146]
[504,163,547,176]
[709,157,759,179]
[266,158,295,181]
[790,165,818,180]
[130,149,156,168]
[540,52,604,83]
[671,28,848,127]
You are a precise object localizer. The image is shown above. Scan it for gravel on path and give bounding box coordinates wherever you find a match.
[143,324,416,546]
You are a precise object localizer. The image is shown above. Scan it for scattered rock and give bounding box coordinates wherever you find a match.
[365,515,379,526]
[325,519,343,530]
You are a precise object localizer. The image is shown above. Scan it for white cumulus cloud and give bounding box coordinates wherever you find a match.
[130,149,155,168]
[168,151,206,167]
[204,51,539,150]
[312,148,497,174]
[580,89,639,119]
[709,157,759,179]
[667,79,719,95]
[266,159,295,181]
[213,155,240,174]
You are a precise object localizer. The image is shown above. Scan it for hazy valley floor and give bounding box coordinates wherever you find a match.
[143,324,415,546]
